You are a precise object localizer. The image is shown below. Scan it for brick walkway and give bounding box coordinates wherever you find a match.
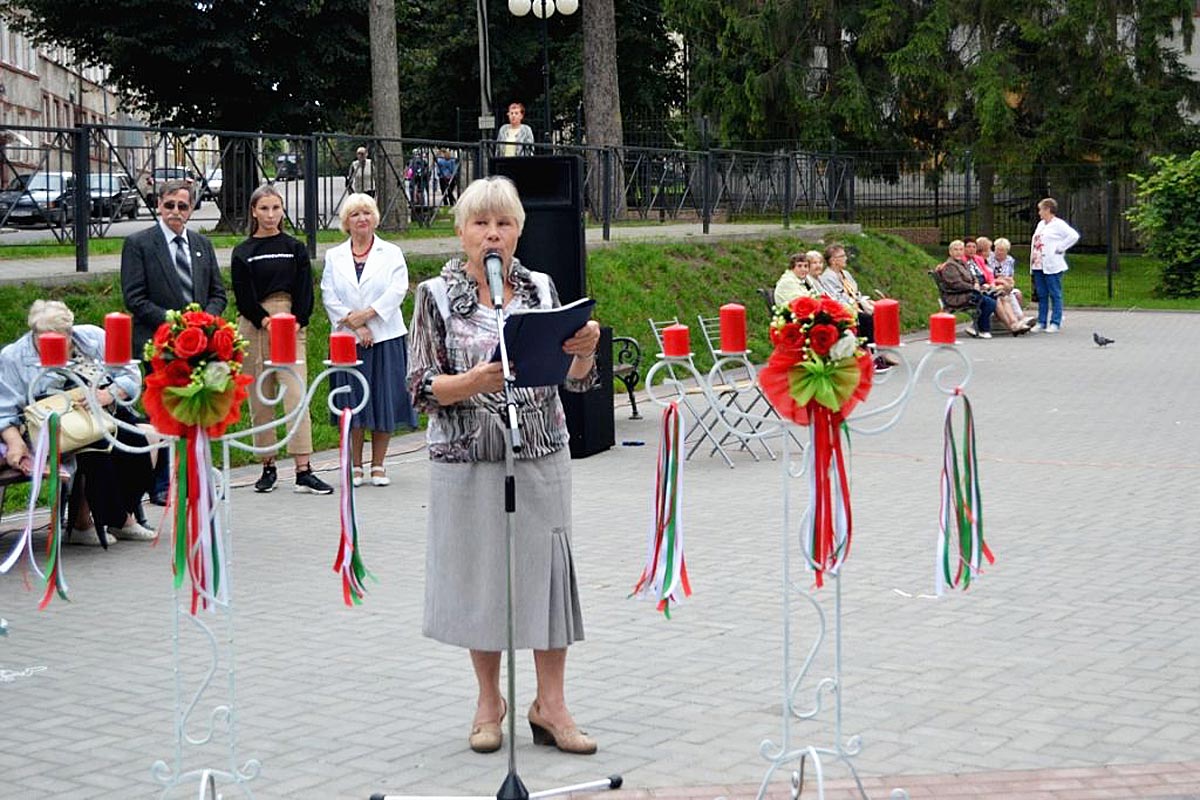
[2,308,1198,799]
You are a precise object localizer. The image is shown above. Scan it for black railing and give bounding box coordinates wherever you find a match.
[0,121,1141,272]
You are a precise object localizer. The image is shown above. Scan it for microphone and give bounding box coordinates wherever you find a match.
[483,249,505,307]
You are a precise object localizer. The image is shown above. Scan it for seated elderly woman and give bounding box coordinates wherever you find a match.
[935,240,1000,339]
[773,251,821,306]
[0,300,155,546]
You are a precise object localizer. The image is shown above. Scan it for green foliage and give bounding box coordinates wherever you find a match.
[1127,151,1200,297]
[1,0,370,132]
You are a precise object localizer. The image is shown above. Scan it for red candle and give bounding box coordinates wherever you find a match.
[662,324,690,357]
[719,303,747,352]
[929,312,957,345]
[104,312,132,364]
[38,332,68,366]
[873,299,900,347]
[269,313,298,364]
[329,331,358,364]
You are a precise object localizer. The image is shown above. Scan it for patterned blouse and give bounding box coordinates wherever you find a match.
[407,257,596,464]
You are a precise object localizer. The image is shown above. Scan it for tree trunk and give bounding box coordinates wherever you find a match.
[214,137,258,234]
[977,161,994,235]
[369,0,407,231]
[582,0,625,220]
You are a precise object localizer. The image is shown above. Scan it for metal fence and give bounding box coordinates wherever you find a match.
[0,121,1139,273]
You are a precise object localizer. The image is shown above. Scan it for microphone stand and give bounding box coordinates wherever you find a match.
[372,274,620,800]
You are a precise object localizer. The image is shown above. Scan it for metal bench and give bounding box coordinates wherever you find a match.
[611,336,643,420]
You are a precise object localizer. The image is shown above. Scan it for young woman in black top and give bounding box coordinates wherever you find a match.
[231,185,333,495]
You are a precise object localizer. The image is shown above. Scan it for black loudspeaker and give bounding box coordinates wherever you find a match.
[489,155,586,303]
[490,155,612,458]
[561,326,615,458]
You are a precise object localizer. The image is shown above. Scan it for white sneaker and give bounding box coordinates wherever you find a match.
[964,326,980,338]
[978,331,992,339]
[370,467,390,487]
[1033,325,1047,333]
[71,526,116,546]
[108,521,157,541]
[1046,323,1060,333]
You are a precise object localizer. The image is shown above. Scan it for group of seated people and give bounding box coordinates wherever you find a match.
[773,243,894,371]
[934,236,1035,339]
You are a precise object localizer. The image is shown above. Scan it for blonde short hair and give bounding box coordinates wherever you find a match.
[339,193,380,233]
[28,299,74,334]
[454,176,525,234]
[994,237,1011,251]
[976,236,991,248]
[948,239,964,252]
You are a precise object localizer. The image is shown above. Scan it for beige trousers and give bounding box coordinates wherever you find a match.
[238,293,312,455]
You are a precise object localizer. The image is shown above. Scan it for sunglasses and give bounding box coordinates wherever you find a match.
[161,201,190,211]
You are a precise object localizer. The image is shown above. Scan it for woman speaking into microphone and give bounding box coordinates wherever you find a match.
[406,176,601,755]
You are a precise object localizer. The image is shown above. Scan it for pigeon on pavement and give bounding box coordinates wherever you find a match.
[1093,331,1115,347]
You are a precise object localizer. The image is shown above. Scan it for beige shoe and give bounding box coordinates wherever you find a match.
[469,698,506,754]
[71,526,116,547]
[528,700,597,755]
[108,521,157,541]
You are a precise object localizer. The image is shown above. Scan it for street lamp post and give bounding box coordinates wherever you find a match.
[507,0,578,144]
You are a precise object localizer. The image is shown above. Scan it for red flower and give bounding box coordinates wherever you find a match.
[174,326,208,358]
[789,295,819,320]
[819,297,855,323]
[772,322,806,354]
[809,323,839,356]
[152,324,172,348]
[150,355,167,373]
[164,359,194,387]
[182,310,215,328]
[211,327,235,361]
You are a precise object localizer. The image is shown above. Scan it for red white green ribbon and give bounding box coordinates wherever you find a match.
[0,412,68,607]
[799,406,853,588]
[333,407,372,605]
[631,401,691,617]
[171,430,228,614]
[936,391,994,594]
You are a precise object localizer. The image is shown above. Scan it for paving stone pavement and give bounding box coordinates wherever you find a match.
[2,308,1199,799]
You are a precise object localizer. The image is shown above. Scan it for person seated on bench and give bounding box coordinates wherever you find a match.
[817,243,893,370]
[0,300,155,547]
[988,237,1032,330]
[773,251,821,306]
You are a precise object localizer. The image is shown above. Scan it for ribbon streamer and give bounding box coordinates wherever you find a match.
[171,430,228,614]
[631,401,691,617]
[798,407,853,588]
[936,391,994,594]
[0,413,69,607]
[333,407,372,605]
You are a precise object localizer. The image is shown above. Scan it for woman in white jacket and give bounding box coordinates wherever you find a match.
[321,193,418,486]
[1030,197,1080,333]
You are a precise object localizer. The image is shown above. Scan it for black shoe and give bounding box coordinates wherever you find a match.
[255,464,278,493]
[873,355,891,373]
[294,468,334,495]
[149,491,168,507]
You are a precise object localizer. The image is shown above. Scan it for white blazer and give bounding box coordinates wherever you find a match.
[321,237,410,343]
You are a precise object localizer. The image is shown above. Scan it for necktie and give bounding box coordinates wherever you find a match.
[172,235,193,302]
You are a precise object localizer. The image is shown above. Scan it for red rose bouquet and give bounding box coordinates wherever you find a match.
[143,305,252,438]
[142,304,251,614]
[758,294,874,588]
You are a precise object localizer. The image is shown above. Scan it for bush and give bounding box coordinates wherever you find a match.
[1127,152,1200,298]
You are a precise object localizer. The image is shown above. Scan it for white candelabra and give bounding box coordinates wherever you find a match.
[14,350,368,800]
[645,340,972,800]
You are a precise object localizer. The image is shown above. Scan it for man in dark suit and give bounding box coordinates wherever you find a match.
[121,179,227,355]
[121,179,227,503]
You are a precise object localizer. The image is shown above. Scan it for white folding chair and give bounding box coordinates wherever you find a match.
[697,313,805,456]
[648,317,737,467]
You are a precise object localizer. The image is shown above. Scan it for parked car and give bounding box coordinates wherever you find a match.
[275,154,301,181]
[0,171,77,227]
[137,166,203,209]
[201,167,222,201]
[89,173,140,220]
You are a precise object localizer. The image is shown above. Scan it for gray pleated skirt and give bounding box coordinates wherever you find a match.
[423,448,585,651]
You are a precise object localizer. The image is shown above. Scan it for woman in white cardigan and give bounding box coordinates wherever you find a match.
[321,193,418,487]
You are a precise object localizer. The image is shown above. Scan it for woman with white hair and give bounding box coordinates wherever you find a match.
[321,193,418,487]
[0,300,155,546]
[407,176,601,756]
